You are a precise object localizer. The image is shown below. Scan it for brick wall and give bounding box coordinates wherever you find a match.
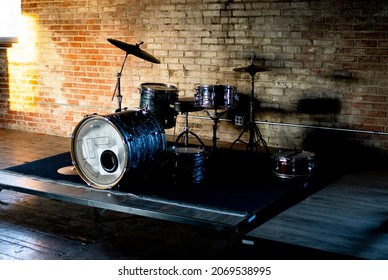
[0,0,387,153]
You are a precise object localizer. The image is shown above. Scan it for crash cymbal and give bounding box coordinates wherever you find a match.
[107,38,160,64]
[233,64,270,75]
[57,166,78,176]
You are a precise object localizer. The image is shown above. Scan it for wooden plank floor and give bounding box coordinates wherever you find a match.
[248,168,388,260]
[0,128,387,260]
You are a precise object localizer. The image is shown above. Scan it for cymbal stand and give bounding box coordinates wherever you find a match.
[111,52,129,112]
[205,108,227,151]
[229,71,269,154]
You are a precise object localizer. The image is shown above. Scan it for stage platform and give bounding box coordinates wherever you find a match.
[0,128,387,259]
[0,132,315,235]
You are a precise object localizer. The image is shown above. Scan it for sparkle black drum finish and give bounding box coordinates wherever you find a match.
[70,109,166,189]
[139,83,179,129]
[166,146,208,186]
[194,85,238,109]
[271,150,316,179]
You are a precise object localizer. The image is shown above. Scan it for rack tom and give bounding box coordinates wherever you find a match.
[139,83,179,129]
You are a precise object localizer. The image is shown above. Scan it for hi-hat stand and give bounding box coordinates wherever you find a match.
[229,58,270,153]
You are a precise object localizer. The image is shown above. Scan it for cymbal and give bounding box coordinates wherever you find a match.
[233,64,270,75]
[107,38,160,64]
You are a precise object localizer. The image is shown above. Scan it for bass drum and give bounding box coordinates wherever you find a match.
[70,109,166,189]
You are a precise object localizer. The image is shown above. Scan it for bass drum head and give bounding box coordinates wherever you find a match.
[70,115,129,189]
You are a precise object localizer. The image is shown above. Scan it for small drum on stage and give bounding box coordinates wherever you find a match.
[70,109,166,189]
[271,150,316,179]
[194,85,238,109]
[167,146,208,185]
[139,83,179,129]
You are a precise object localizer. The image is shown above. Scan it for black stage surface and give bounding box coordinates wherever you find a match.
[3,146,331,226]
[1,129,386,260]
[1,143,366,260]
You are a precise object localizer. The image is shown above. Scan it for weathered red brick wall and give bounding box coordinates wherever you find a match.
[0,0,387,152]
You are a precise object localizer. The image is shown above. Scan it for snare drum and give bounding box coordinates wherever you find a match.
[271,150,316,179]
[194,85,237,108]
[139,83,179,129]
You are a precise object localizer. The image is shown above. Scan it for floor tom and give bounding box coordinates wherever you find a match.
[167,146,208,185]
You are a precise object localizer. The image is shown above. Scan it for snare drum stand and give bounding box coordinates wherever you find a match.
[205,108,227,151]
[229,62,269,154]
[174,98,206,148]
[175,111,206,148]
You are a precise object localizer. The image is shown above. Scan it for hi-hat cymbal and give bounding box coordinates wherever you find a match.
[107,38,160,64]
[233,64,270,75]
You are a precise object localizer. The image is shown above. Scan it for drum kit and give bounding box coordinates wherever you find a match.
[69,39,316,190]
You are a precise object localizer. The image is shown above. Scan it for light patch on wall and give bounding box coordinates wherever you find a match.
[6,14,39,112]
[7,14,37,63]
